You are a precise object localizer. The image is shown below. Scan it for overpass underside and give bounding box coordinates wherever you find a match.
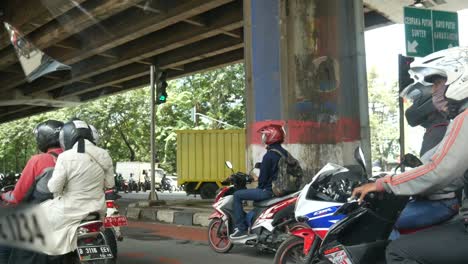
[0,0,390,124]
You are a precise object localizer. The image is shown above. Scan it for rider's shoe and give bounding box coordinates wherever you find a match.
[230,228,248,239]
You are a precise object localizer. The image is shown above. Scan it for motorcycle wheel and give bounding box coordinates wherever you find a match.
[274,236,311,264]
[103,228,118,262]
[208,218,233,253]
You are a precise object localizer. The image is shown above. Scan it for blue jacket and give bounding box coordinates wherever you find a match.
[258,143,287,191]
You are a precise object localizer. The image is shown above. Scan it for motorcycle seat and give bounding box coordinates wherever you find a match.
[253,192,298,208]
[81,211,101,222]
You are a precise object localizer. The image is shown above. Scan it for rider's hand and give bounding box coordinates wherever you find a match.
[351,182,379,204]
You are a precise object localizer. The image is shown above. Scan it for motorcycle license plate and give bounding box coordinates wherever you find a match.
[104,215,128,227]
[78,245,113,261]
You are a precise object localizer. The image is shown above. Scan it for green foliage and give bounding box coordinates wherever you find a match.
[0,64,246,174]
[368,67,400,171]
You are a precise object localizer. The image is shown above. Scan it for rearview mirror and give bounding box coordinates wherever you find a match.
[225,161,233,169]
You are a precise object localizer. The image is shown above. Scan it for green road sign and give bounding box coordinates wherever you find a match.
[404,7,459,57]
[432,10,459,51]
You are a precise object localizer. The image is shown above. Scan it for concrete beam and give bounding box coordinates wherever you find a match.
[20,2,243,95]
[0,0,87,50]
[56,35,243,98]
[3,0,238,93]
[0,90,80,107]
[0,0,145,70]
[78,48,243,101]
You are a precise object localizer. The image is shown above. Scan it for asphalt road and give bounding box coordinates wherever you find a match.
[115,192,272,264]
[116,221,273,264]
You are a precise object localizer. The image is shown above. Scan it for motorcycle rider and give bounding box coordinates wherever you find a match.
[2,120,64,264]
[230,124,288,239]
[390,83,458,239]
[39,120,115,256]
[352,47,468,263]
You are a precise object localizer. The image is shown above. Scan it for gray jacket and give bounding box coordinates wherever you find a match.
[376,109,468,197]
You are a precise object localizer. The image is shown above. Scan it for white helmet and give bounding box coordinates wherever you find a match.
[407,46,468,102]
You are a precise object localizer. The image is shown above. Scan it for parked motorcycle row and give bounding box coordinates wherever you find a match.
[114,174,179,194]
[208,148,440,264]
[0,182,128,263]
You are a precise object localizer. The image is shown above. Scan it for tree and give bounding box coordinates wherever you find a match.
[367,67,400,171]
[0,63,246,174]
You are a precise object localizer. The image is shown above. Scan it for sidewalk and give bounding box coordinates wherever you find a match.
[125,199,254,227]
[125,199,214,227]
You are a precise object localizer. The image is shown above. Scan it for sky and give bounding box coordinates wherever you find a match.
[364,8,468,155]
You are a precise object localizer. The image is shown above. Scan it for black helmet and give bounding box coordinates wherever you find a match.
[402,83,439,127]
[34,120,64,153]
[59,120,93,152]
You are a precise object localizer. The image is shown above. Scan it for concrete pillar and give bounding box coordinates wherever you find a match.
[243,0,370,180]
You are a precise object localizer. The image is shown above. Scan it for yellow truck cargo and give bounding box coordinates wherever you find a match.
[177,129,246,199]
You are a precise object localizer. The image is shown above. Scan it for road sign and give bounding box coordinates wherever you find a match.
[404,7,459,57]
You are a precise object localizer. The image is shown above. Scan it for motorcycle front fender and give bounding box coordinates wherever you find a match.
[208,211,223,220]
[290,227,317,256]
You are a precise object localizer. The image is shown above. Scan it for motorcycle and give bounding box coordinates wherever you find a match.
[67,212,115,264]
[274,149,434,264]
[103,189,128,260]
[306,151,446,264]
[273,148,366,264]
[208,161,304,253]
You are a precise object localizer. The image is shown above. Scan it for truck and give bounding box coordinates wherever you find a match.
[176,129,246,199]
[115,162,165,191]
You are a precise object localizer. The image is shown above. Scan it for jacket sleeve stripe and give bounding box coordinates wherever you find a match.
[388,111,466,186]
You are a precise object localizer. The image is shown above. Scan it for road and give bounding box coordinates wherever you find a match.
[115,192,273,264]
[117,222,273,264]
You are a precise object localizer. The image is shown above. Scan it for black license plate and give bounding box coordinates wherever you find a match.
[78,245,113,261]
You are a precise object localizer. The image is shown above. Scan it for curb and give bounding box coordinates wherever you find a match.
[126,203,212,227]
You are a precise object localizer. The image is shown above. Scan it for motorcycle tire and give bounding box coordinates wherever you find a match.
[103,228,118,263]
[208,218,233,253]
[273,235,318,264]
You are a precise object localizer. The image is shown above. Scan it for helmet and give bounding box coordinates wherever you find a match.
[34,120,64,153]
[257,124,285,145]
[59,120,93,151]
[407,46,468,102]
[89,125,100,145]
[401,83,438,127]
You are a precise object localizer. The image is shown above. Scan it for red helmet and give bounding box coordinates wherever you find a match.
[258,124,285,145]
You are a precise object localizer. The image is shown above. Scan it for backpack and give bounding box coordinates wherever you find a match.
[24,152,58,203]
[269,149,303,196]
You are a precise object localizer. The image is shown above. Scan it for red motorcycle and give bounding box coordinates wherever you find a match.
[208,161,304,253]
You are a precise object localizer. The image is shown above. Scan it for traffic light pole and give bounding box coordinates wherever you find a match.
[149,65,159,201]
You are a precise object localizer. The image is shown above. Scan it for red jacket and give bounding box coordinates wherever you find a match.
[1,148,63,204]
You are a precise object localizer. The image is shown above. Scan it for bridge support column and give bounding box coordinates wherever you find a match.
[243,0,371,179]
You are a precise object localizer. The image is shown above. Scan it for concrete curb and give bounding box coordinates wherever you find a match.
[126,202,212,227]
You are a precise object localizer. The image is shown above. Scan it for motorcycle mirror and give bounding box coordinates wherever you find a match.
[225,161,233,170]
[402,153,423,168]
[354,147,367,173]
[254,162,261,169]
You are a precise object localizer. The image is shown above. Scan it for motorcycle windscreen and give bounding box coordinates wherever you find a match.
[4,22,71,83]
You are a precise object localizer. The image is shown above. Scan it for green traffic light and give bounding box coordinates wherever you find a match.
[159,95,166,101]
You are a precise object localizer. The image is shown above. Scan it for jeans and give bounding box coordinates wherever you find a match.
[387,220,468,264]
[233,188,273,231]
[389,197,459,240]
[0,246,11,264]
